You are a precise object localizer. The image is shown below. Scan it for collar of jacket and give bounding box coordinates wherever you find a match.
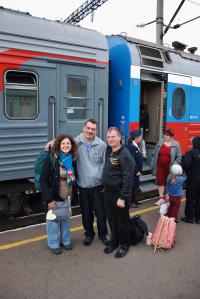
[158,138,178,147]
[75,133,102,146]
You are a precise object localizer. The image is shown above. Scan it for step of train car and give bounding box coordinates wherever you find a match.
[140,174,157,193]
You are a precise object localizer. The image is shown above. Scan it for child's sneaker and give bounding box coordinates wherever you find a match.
[154,198,165,206]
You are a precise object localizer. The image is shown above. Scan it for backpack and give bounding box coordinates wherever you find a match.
[130,215,148,245]
[151,215,176,252]
[34,150,55,191]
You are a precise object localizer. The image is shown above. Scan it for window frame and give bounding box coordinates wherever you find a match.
[65,75,90,121]
[4,70,39,120]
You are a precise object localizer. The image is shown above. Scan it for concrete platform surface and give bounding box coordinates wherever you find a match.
[0,199,200,299]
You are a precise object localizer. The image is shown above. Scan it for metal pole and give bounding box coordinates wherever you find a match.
[156,0,164,45]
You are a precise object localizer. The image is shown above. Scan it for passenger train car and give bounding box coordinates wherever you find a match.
[1,7,200,218]
[0,8,108,216]
[108,35,200,154]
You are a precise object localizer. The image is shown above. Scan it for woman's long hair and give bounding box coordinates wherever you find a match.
[52,134,77,159]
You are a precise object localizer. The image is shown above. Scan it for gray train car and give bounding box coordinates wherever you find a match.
[0,8,108,214]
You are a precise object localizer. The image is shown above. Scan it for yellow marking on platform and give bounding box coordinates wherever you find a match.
[0,198,186,251]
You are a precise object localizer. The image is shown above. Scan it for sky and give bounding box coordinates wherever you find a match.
[1,0,200,53]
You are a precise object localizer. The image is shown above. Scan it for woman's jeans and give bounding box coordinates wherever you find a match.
[46,200,71,249]
[46,218,71,249]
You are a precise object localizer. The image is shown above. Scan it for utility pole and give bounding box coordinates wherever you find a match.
[156,0,164,45]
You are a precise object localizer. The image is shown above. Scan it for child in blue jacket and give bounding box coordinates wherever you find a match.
[165,164,187,221]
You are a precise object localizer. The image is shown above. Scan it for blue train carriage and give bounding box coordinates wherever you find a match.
[108,35,200,156]
[0,7,108,215]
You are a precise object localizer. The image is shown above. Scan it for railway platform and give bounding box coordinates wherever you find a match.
[0,198,199,299]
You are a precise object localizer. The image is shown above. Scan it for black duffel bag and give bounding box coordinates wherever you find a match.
[130,215,148,245]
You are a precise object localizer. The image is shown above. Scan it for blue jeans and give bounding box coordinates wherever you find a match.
[46,218,71,249]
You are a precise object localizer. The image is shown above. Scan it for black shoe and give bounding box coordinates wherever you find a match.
[104,244,118,254]
[136,202,142,205]
[181,217,193,223]
[83,236,93,246]
[50,248,61,255]
[195,219,200,224]
[100,234,110,245]
[114,246,129,258]
[61,243,73,250]
[131,203,139,208]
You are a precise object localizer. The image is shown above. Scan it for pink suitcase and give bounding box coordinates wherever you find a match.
[151,215,176,252]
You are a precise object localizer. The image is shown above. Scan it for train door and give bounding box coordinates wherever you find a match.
[166,74,191,153]
[140,75,165,145]
[59,65,95,137]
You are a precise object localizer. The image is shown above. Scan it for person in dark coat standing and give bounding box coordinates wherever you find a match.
[127,129,143,208]
[102,127,135,258]
[181,136,200,224]
[140,103,149,139]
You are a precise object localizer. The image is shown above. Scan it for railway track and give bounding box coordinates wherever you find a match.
[0,189,158,232]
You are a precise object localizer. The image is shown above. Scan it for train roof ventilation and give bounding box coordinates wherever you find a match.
[172,41,187,51]
[138,45,164,68]
[188,47,197,54]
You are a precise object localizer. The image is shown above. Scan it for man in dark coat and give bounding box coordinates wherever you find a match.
[127,129,143,208]
[102,127,135,258]
[181,136,200,224]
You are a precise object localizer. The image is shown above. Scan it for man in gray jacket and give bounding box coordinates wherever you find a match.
[75,119,108,246]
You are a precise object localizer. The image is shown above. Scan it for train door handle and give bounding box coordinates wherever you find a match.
[156,105,160,135]
[49,96,56,139]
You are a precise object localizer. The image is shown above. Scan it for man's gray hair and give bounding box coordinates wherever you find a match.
[107,127,121,137]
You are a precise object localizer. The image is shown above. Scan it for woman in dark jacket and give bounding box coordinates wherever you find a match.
[181,136,200,224]
[127,129,143,208]
[40,134,77,254]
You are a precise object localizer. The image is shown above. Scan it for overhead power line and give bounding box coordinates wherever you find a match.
[187,0,200,6]
[162,0,186,38]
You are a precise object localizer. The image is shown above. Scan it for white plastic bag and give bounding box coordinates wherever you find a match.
[159,202,170,215]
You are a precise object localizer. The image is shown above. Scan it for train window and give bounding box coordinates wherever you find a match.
[5,71,38,119]
[172,88,185,119]
[66,77,89,120]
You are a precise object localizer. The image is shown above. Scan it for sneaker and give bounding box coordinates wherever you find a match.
[83,236,93,246]
[154,198,165,206]
[50,248,61,255]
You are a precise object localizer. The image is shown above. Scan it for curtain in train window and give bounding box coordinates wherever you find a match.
[172,87,185,119]
[5,71,38,119]
[66,77,89,120]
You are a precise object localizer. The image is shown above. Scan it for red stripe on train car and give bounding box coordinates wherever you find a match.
[129,122,139,132]
[0,49,108,91]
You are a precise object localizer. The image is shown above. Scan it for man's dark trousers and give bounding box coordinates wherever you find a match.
[104,190,131,248]
[79,185,108,239]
